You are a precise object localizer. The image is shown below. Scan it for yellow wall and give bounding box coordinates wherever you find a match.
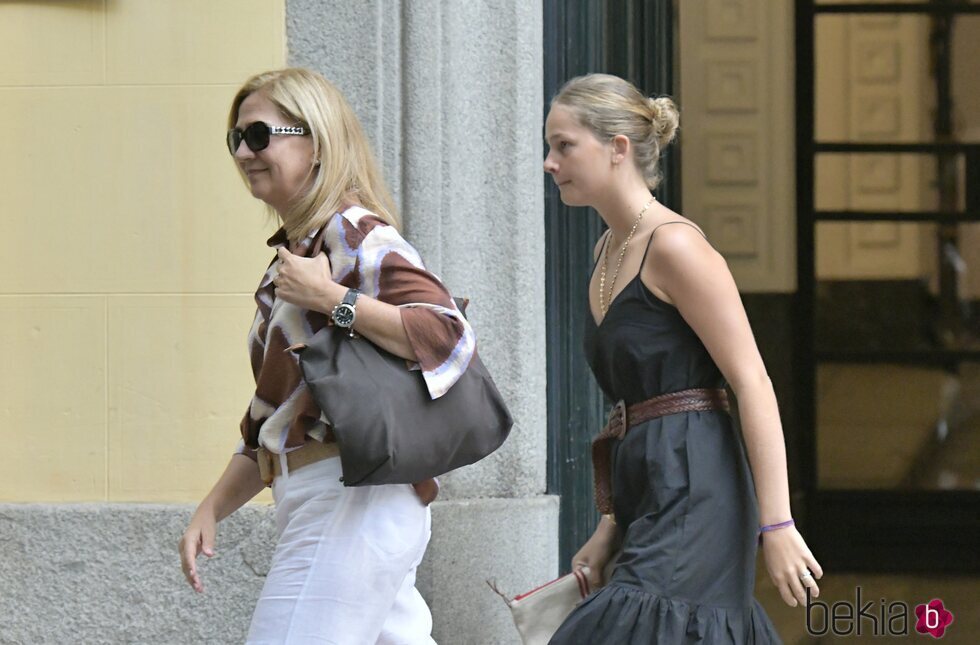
[0,1,284,502]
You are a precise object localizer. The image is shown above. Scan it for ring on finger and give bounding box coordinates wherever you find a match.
[799,569,814,582]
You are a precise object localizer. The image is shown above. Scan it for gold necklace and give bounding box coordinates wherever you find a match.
[599,197,655,315]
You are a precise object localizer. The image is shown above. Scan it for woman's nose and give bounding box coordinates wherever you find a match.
[233,140,254,160]
[543,154,557,174]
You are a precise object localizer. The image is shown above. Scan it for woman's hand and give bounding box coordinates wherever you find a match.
[571,517,619,590]
[177,455,264,593]
[761,526,823,607]
[412,478,439,505]
[179,508,218,593]
[274,247,340,313]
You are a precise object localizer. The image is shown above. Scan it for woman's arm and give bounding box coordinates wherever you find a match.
[274,214,475,403]
[271,247,418,360]
[644,225,822,607]
[178,454,265,593]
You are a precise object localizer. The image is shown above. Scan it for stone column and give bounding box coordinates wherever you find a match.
[288,1,554,641]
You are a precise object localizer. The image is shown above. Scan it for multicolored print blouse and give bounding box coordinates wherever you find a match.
[237,205,475,459]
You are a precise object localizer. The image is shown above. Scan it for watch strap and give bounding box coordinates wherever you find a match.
[342,288,361,306]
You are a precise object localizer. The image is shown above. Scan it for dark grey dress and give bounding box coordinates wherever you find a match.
[550,230,781,644]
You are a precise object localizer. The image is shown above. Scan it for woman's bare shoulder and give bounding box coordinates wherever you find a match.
[646,213,721,271]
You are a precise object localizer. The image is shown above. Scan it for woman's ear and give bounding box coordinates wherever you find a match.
[611,134,630,164]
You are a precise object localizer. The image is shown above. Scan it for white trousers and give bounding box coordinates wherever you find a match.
[246,455,435,645]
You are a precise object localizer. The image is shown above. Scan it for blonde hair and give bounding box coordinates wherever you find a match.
[552,73,679,190]
[229,68,399,240]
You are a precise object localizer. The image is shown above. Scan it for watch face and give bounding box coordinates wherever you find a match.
[333,304,355,327]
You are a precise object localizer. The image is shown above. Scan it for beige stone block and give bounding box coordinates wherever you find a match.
[0,1,105,86]
[0,86,278,294]
[107,295,266,502]
[105,0,284,85]
[0,296,106,502]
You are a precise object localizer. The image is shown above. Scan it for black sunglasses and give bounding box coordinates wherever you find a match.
[227,121,307,155]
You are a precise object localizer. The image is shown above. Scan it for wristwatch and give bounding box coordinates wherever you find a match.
[332,288,360,336]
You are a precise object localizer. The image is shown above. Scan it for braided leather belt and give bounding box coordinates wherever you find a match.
[592,388,730,514]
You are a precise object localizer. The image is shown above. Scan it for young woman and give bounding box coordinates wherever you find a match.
[544,74,821,643]
[178,68,473,644]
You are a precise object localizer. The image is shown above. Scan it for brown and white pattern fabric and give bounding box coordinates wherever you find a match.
[236,205,475,459]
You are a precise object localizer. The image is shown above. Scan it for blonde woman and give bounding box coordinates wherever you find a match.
[178,68,473,644]
[544,74,820,643]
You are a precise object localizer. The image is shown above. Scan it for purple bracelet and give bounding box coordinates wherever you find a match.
[758,519,794,543]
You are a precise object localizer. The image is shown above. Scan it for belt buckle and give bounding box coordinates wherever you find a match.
[257,447,274,486]
[608,400,628,440]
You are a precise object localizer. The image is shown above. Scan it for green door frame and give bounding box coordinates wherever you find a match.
[544,0,678,572]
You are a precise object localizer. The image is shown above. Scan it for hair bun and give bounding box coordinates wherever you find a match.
[648,96,679,148]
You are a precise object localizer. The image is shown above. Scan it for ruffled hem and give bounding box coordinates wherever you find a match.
[549,583,781,645]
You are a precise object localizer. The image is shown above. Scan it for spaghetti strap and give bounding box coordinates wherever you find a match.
[591,229,612,274]
[639,220,707,268]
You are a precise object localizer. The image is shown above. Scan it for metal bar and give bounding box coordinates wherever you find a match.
[795,0,818,497]
[816,3,980,14]
[932,2,962,348]
[967,149,980,215]
[815,350,980,365]
[815,210,980,222]
[816,142,980,153]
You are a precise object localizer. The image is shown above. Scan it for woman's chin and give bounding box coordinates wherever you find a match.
[247,181,271,200]
[249,186,268,203]
[557,190,585,208]
[249,187,281,211]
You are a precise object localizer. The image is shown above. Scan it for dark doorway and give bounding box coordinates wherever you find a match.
[543,0,678,572]
[795,0,980,573]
